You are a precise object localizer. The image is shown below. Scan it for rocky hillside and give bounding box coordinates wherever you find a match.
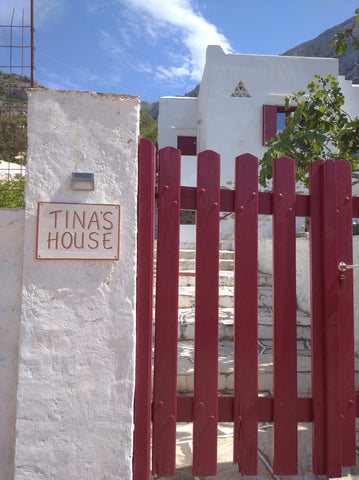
[0,71,42,115]
[0,71,39,100]
[282,16,359,84]
[140,100,159,120]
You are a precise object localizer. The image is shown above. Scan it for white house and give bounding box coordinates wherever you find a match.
[158,45,359,242]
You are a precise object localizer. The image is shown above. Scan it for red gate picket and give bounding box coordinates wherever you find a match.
[134,137,357,479]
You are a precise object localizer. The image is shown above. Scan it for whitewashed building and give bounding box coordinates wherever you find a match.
[158,45,359,242]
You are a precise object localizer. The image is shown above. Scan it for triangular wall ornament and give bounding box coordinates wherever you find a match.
[231,81,251,98]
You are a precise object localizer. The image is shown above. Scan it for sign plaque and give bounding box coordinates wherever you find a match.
[36,202,120,260]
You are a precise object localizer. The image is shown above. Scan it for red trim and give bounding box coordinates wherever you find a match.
[263,104,277,144]
[263,105,297,145]
[177,396,314,423]
[180,186,310,217]
[133,139,155,480]
[309,160,326,475]
[233,153,259,474]
[336,161,356,467]
[272,157,298,475]
[152,147,181,477]
[192,151,220,477]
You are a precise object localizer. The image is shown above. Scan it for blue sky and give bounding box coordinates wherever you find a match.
[1,0,358,101]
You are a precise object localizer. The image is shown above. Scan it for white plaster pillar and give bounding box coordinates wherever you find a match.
[0,209,24,480]
[15,89,140,479]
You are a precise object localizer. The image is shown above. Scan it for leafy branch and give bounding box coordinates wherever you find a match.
[259,75,359,187]
[331,7,359,55]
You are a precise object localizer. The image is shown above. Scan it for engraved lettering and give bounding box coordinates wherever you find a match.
[61,232,73,249]
[102,232,112,249]
[74,232,85,249]
[73,210,85,229]
[87,211,100,230]
[102,211,113,230]
[88,231,99,249]
[47,231,59,249]
[49,210,63,229]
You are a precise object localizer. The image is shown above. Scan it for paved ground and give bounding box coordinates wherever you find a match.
[151,422,359,480]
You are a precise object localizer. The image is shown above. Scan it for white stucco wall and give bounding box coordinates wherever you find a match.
[159,96,198,194]
[160,45,340,188]
[198,46,340,183]
[14,89,139,480]
[0,209,24,480]
[159,46,352,242]
[339,75,359,120]
[159,96,198,151]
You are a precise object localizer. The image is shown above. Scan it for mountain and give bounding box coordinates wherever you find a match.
[184,84,200,97]
[140,100,159,120]
[140,84,200,121]
[282,16,359,84]
[0,71,43,117]
[0,71,30,109]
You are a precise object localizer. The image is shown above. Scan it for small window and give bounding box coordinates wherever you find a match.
[263,105,296,144]
[177,136,197,156]
[276,112,287,133]
[231,81,251,98]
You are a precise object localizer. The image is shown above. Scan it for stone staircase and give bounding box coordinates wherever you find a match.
[151,247,359,479]
[154,246,312,396]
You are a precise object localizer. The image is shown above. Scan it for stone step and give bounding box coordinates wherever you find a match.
[153,307,311,342]
[179,249,235,260]
[176,285,273,309]
[175,307,311,341]
[176,340,312,395]
[154,248,235,260]
[174,341,359,396]
[177,270,272,287]
[179,258,234,271]
[154,257,235,271]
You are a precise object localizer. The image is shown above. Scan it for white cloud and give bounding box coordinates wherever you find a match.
[98,31,127,60]
[156,62,191,81]
[118,0,233,82]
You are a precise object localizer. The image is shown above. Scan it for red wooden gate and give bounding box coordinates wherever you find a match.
[134,138,357,478]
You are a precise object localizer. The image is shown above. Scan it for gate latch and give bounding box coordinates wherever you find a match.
[338,262,359,272]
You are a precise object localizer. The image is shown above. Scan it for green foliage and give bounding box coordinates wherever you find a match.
[0,113,27,207]
[259,75,359,187]
[0,174,25,208]
[331,7,359,54]
[140,111,158,145]
[0,114,27,164]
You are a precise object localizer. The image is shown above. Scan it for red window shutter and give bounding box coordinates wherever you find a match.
[177,136,197,155]
[263,105,277,145]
